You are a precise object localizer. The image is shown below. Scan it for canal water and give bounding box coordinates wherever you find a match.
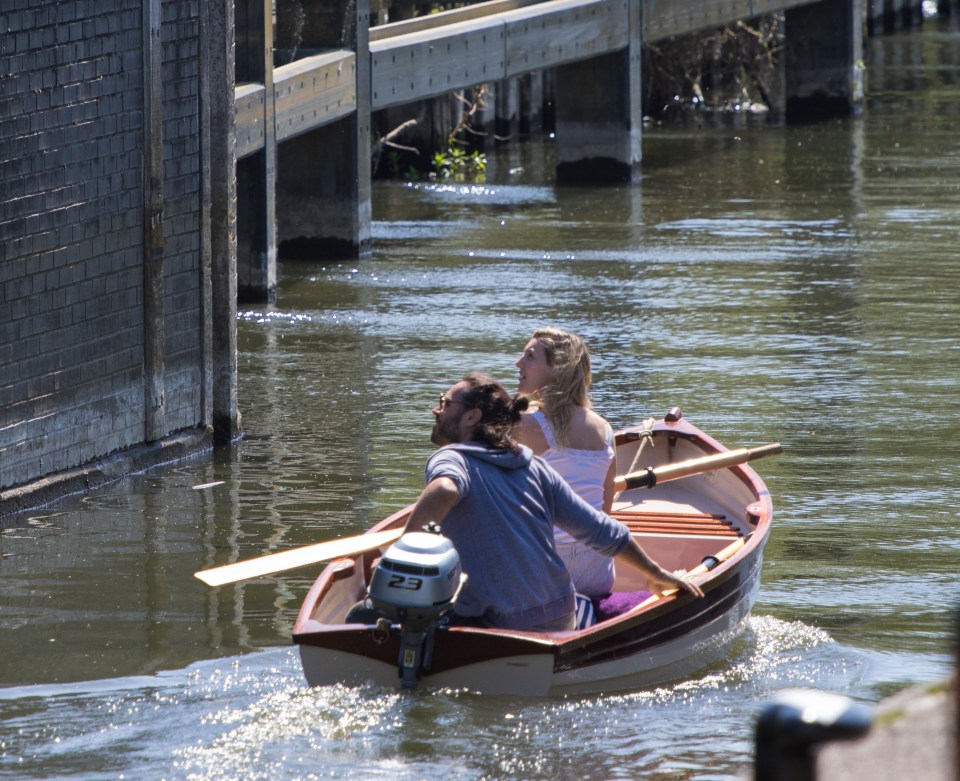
[3,16,960,781]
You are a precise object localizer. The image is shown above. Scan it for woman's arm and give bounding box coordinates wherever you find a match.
[602,458,616,514]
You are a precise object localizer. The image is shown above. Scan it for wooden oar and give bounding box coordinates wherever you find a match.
[194,527,404,587]
[613,442,782,493]
[195,442,781,587]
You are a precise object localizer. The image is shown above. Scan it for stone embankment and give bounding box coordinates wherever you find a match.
[749,679,955,781]
[817,681,954,781]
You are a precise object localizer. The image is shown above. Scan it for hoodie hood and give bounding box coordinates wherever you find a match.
[440,441,533,471]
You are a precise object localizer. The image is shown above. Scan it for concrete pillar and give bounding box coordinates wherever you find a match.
[784,0,864,122]
[893,0,923,30]
[496,77,520,143]
[275,0,371,259]
[866,0,884,35]
[885,0,905,32]
[867,0,923,34]
[519,72,545,137]
[554,0,642,183]
[235,0,277,303]
[202,0,242,444]
[902,1,924,27]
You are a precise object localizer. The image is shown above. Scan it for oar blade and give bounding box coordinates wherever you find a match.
[194,527,404,587]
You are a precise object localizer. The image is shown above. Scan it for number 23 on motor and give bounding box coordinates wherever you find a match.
[388,574,422,591]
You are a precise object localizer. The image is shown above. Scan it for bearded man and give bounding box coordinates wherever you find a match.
[401,372,702,631]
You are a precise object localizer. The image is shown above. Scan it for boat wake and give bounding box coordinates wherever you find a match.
[168,615,845,780]
[0,616,851,781]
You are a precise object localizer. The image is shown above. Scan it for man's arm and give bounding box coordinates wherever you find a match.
[614,538,704,598]
[404,476,460,532]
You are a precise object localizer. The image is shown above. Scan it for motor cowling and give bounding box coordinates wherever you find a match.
[368,530,464,630]
[367,528,466,689]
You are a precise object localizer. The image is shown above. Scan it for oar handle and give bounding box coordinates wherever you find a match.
[614,442,782,493]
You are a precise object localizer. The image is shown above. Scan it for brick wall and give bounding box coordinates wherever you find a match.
[0,0,207,491]
[161,0,205,432]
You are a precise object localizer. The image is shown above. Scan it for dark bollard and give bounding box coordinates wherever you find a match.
[754,689,873,781]
[955,605,960,781]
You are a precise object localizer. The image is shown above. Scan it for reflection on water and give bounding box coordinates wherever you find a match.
[2,16,960,781]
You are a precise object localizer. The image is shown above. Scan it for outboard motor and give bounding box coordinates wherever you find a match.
[368,525,466,689]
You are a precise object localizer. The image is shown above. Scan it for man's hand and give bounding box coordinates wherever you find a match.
[646,568,704,598]
[615,538,705,598]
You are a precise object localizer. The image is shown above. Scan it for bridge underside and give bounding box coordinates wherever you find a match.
[234,0,891,299]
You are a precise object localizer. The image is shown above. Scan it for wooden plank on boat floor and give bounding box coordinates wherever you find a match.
[612,510,740,537]
[615,510,728,520]
[623,521,740,537]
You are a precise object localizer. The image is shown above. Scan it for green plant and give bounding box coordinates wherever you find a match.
[433,144,487,180]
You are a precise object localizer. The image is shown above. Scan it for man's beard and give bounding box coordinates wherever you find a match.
[430,415,461,446]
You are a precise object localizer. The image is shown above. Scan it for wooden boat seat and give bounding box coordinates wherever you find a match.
[611,510,741,538]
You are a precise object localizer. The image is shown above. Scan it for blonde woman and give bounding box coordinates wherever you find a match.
[515,328,617,598]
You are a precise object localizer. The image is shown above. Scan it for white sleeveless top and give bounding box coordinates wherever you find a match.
[530,410,614,531]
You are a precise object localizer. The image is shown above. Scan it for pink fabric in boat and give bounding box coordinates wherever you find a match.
[594,591,653,622]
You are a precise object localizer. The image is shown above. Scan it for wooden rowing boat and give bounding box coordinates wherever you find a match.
[292,408,776,696]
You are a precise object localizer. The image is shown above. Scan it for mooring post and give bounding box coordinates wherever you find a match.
[784,0,865,121]
[274,0,372,259]
[754,689,873,781]
[203,0,242,444]
[553,0,642,183]
[955,605,960,781]
[142,0,166,441]
[236,0,278,303]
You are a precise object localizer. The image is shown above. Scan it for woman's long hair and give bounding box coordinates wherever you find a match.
[460,372,529,453]
[530,327,592,448]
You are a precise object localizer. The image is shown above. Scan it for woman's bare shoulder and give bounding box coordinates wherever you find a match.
[583,407,610,428]
[516,412,549,454]
[567,408,610,450]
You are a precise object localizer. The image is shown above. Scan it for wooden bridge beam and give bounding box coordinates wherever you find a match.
[203,0,242,444]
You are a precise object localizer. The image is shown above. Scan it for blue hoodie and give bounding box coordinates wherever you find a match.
[425,442,631,630]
